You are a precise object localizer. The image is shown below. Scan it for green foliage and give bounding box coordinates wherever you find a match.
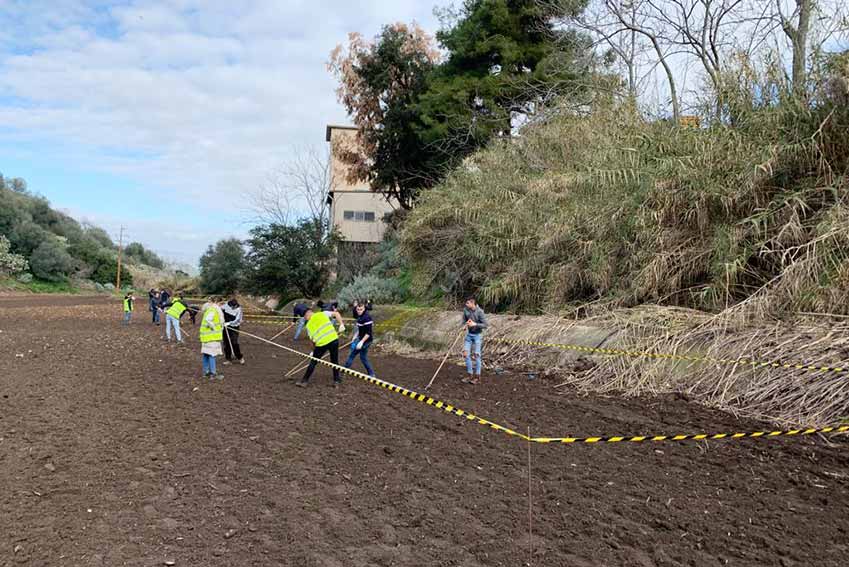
[91,252,133,286]
[67,235,106,266]
[336,213,411,306]
[243,220,336,298]
[402,93,849,314]
[84,226,114,248]
[0,235,28,275]
[337,275,405,309]
[420,0,590,154]
[9,220,51,256]
[358,25,440,207]
[29,239,75,282]
[331,1,594,206]
[0,275,78,294]
[124,241,165,269]
[199,238,246,295]
[0,176,163,289]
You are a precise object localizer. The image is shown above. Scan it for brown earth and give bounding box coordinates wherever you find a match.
[2,295,849,567]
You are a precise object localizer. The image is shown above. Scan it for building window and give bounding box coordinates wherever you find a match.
[343,210,377,223]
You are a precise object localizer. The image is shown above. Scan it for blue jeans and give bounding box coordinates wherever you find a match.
[293,316,306,339]
[464,332,483,375]
[123,311,132,325]
[344,341,374,376]
[202,353,217,375]
[152,308,160,324]
[166,314,182,341]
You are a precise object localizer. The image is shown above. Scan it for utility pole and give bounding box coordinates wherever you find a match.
[115,226,125,291]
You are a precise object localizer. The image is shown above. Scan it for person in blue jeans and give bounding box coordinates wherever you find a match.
[462,297,487,385]
[149,289,161,325]
[292,302,308,340]
[344,303,375,377]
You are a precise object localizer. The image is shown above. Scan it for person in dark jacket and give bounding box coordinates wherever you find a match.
[221,298,245,365]
[293,301,309,340]
[344,302,375,377]
[158,289,171,311]
[149,289,161,325]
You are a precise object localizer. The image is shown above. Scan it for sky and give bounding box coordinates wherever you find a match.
[0,0,440,267]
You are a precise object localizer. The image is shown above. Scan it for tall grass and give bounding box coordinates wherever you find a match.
[401,96,849,317]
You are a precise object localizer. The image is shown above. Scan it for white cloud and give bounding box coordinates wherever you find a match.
[59,205,244,269]
[0,0,440,233]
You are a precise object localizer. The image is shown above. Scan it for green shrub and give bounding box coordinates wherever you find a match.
[29,240,75,282]
[337,275,406,309]
[0,235,28,275]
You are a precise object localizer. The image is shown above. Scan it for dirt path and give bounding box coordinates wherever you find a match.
[2,296,848,566]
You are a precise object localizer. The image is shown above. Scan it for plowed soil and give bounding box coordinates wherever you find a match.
[2,295,849,567]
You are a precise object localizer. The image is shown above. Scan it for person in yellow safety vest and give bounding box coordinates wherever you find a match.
[122,292,135,325]
[295,306,346,387]
[162,294,190,343]
[199,300,225,380]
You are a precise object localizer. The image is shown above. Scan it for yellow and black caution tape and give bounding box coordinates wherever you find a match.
[529,425,849,444]
[232,327,848,447]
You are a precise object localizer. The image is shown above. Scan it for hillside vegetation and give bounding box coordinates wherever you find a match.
[402,77,849,317]
[0,174,165,290]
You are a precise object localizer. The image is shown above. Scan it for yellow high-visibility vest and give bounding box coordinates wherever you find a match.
[123,298,133,312]
[166,300,187,319]
[306,311,338,347]
[199,307,223,343]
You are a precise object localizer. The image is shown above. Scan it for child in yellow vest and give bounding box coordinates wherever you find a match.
[122,293,135,325]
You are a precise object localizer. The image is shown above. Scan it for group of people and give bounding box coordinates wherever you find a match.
[290,298,376,387]
[123,291,489,386]
[122,290,245,378]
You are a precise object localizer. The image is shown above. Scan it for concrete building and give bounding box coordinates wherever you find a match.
[325,125,398,244]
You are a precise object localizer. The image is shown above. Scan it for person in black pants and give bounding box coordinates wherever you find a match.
[222,298,244,365]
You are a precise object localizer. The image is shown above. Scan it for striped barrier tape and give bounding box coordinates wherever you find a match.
[232,327,848,447]
[529,425,849,444]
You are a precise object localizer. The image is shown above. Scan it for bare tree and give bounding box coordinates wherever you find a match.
[541,0,683,120]
[769,0,848,95]
[246,145,334,228]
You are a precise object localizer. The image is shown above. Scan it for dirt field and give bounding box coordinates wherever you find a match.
[2,295,849,567]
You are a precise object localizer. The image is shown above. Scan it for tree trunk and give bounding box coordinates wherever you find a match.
[791,0,812,96]
[648,34,681,121]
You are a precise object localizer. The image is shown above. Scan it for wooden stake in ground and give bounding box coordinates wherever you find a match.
[268,322,294,342]
[425,328,466,390]
[284,340,354,378]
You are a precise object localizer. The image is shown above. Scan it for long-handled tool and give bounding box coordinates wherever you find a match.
[284,340,353,378]
[425,327,466,390]
[268,322,294,342]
